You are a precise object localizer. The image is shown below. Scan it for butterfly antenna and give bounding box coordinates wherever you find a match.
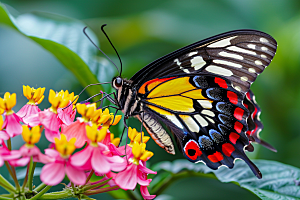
[101,24,123,76]
[83,27,120,75]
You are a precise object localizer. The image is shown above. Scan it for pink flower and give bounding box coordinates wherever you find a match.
[0,146,21,167]
[41,149,86,186]
[71,143,126,174]
[0,130,9,145]
[39,109,62,132]
[17,86,44,122]
[57,106,76,126]
[141,185,156,200]
[8,145,51,167]
[17,104,40,123]
[3,114,22,137]
[115,160,155,190]
[63,120,89,148]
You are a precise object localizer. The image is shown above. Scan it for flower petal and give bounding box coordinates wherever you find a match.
[40,162,65,186]
[39,110,61,132]
[65,162,86,185]
[63,121,88,148]
[5,114,22,137]
[115,164,138,190]
[140,185,156,200]
[91,148,110,174]
[71,146,93,167]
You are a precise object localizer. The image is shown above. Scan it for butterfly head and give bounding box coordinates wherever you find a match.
[112,76,123,90]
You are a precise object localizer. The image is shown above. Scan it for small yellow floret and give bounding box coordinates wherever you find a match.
[110,133,120,147]
[48,89,78,113]
[0,92,16,115]
[76,103,98,122]
[128,127,150,146]
[23,85,45,105]
[0,115,4,130]
[97,108,122,126]
[54,134,76,156]
[86,124,106,144]
[131,142,154,164]
[22,125,41,145]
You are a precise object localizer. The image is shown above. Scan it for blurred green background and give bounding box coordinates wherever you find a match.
[0,0,300,199]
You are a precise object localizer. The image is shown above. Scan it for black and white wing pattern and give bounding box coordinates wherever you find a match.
[131,29,277,96]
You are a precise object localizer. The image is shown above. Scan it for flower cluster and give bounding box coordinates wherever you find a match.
[0,86,156,199]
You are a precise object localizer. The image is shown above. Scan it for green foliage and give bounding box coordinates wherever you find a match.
[152,159,300,200]
[0,2,115,98]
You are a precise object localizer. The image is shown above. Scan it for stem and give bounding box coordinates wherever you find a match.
[35,191,72,199]
[29,185,51,200]
[82,178,112,191]
[84,185,119,195]
[0,174,15,193]
[4,162,19,191]
[28,157,36,191]
[33,183,47,192]
[22,163,30,191]
[10,165,20,190]
[84,170,94,185]
[7,138,11,151]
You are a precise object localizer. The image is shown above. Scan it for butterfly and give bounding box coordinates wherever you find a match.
[98,29,277,179]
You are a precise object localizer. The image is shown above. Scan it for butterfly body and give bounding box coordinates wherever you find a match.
[110,29,277,178]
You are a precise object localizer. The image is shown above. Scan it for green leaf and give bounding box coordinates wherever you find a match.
[152,159,300,200]
[0,3,116,97]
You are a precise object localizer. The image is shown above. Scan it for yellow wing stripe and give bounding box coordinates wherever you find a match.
[147,96,195,113]
[148,77,196,98]
[181,89,205,99]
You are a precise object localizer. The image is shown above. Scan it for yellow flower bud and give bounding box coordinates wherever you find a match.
[22,125,41,146]
[86,124,106,144]
[23,85,45,105]
[54,134,76,156]
[0,92,17,115]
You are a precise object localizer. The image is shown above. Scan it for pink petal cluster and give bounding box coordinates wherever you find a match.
[0,88,157,200]
[40,149,86,186]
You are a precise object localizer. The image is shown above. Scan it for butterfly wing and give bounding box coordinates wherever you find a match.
[131,29,277,96]
[138,75,262,178]
[132,30,276,178]
[244,90,277,152]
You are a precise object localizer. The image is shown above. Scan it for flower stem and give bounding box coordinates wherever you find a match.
[84,170,94,185]
[33,183,47,192]
[21,163,30,191]
[29,185,51,200]
[82,178,112,191]
[7,138,11,150]
[4,162,19,191]
[84,185,119,195]
[0,174,15,193]
[33,190,72,199]
[28,157,36,192]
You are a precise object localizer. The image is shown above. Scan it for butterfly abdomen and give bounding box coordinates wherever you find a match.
[138,112,175,154]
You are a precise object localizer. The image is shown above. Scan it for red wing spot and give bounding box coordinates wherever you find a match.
[227,91,238,104]
[234,121,243,133]
[234,107,244,120]
[222,143,235,157]
[184,140,202,160]
[208,151,223,163]
[246,91,251,99]
[243,103,248,109]
[229,132,240,144]
[214,77,228,89]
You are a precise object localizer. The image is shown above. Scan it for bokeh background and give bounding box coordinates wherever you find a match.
[0,0,300,199]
